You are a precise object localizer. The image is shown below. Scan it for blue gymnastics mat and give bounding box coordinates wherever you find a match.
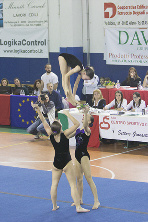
[0,165,148,222]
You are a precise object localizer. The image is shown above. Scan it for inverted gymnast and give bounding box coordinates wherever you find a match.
[31,102,90,213]
[69,105,100,209]
[58,53,94,106]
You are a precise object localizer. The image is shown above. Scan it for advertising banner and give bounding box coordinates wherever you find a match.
[0,27,48,58]
[3,0,48,28]
[99,114,148,142]
[105,28,148,66]
[104,0,148,28]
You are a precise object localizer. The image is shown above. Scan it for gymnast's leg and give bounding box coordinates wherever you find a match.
[50,166,63,211]
[63,161,90,212]
[81,156,100,209]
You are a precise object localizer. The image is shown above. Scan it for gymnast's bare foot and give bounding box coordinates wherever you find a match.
[76,206,90,213]
[92,201,100,209]
[71,200,83,206]
[52,206,59,211]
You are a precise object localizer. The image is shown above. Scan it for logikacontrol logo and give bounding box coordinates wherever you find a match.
[0,39,46,47]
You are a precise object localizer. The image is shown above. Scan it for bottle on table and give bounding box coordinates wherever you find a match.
[116,80,120,89]
[20,89,25,95]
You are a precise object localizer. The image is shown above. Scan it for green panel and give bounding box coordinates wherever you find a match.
[58,113,68,131]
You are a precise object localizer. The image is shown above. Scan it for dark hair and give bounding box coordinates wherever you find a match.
[50,121,62,135]
[1,78,9,86]
[85,67,94,79]
[89,115,94,127]
[14,77,21,88]
[45,63,51,68]
[34,79,41,91]
[114,90,123,109]
[127,67,140,83]
[105,77,110,81]
[133,92,141,107]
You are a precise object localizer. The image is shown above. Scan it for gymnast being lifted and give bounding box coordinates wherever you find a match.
[58,53,94,106]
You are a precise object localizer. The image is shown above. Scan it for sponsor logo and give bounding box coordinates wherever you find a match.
[104,3,116,18]
[100,116,110,130]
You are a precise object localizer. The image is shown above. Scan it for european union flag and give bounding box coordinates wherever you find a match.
[10,95,38,128]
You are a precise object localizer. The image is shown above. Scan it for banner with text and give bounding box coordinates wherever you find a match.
[3,0,48,28]
[105,28,148,66]
[104,0,148,28]
[0,28,48,58]
[99,114,148,142]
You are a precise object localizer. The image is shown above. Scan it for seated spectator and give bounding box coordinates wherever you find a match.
[121,67,141,87]
[33,79,43,96]
[13,78,29,95]
[126,92,146,112]
[88,89,106,109]
[143,70,148,88]
[104,90,127,111]
[0,78,12,94]
[47,82,64,117]
[27,94,55,139]
[83,66,99,103]
[1,78,9,86]
[98,77,105,88]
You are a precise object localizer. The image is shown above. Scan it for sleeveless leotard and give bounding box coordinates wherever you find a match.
[59,53,83,71]
[75,128,90,164]
[50,132,72,169]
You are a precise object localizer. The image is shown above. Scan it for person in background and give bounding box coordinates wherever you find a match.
[1,78,9,86]
[143,70,148,88]
[97,77,105,88]
[104,77,110,81]
[33,79,43,96]
[41,63,58,92]
[47,82,64,117]
[126,92,146,112]
[104,90,127,111]
[121,67,141,87]
[88,89,106,109]
[26,94,55,139]
[31,105,90,213]
[13,78,29,95]
[83,66,99,103]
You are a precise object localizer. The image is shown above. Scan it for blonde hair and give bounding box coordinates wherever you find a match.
[92,89,103,103]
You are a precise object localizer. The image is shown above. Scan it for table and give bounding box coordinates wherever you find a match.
[59,109,148,148]
[100,87,148,106]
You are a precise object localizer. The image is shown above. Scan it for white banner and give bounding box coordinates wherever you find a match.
[104,0,148,28]
[99,114,148,142]
[0,28,48,58]
[105,28,148,66]
[3,0,48,28]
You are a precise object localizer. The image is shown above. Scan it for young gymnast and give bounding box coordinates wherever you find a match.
[70,106,100,209]
[31,102,90,213]
[58,53,94,106]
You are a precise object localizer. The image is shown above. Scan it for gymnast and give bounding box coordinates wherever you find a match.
[31,102,90,213]
[70,105,100,209]
[58,53,94,106]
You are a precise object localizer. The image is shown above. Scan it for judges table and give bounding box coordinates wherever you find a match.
[58,108,148,148]
[100,87,148,106]
[0,95,37,128]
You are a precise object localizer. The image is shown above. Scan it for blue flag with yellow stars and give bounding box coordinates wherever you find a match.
[10,95,38,128]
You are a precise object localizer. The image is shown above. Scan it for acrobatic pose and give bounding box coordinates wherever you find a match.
[58,53,94,106]
[32,102,90,213]
[71,106,100,209]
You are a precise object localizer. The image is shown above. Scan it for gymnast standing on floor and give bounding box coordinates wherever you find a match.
[70,105,100,209]
[31,102,90,213]
[58,53,94,106]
